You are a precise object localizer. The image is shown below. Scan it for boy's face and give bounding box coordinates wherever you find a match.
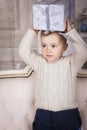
[41,33,67,62]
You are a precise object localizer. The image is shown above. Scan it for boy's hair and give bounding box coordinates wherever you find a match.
[41,31,67,45]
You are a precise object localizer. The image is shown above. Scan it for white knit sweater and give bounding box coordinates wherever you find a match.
[19,29,87,111]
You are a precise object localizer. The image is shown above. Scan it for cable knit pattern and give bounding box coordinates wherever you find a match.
[19,29,87,111]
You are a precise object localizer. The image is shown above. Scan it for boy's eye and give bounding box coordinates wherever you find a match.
[42,45,46,48]
[52,45,56,48]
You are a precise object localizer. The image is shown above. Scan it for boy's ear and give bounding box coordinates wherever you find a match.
[64,43,68,51]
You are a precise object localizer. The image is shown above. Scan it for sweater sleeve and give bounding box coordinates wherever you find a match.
[19,29,41,70]
[65,29,87,73]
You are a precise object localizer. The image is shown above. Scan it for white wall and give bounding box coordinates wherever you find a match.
[0,73,36,130]
[76,78,87,130]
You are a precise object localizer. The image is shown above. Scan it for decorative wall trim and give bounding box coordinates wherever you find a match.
[0,66,34,79]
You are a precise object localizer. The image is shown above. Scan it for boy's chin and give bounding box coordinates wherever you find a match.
[45,56,62,63]
[46,58,60,63]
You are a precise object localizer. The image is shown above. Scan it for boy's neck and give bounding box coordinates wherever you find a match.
[47,56,64,64]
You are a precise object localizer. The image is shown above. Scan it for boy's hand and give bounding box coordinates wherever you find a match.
[65,17,72,32]
[32,23,39,33]
[32,28,39,33]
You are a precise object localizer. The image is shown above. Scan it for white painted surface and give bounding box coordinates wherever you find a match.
[0,72,36,130]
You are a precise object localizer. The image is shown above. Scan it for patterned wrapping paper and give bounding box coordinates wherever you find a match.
[33,1,70,31]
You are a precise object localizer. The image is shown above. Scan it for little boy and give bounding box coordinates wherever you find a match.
[19,19,87,130]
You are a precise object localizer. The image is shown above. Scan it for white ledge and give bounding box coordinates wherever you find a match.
[77,69,87,78]
[0,66,33,79]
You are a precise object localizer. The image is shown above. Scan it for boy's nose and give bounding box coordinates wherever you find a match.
[46,47,51,53]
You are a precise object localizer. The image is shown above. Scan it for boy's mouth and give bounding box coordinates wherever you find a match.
[46,55,54,59]
[46,54,53,57]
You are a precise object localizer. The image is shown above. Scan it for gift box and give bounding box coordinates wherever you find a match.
[33,1,70,31]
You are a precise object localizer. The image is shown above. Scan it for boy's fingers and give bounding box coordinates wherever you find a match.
[66,17,72,32]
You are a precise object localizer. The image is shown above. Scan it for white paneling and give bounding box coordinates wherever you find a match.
[0,0,33,70]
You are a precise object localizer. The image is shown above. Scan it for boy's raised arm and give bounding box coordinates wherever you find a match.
[19,28,41,70]
[65,18,87,72]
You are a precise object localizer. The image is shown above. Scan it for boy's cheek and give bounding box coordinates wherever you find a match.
[52,48,59,53]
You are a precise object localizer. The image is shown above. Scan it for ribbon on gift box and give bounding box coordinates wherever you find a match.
[45,6,50,31]
[39,0,57,32]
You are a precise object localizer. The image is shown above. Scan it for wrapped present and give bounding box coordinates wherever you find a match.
[33,1,70,31]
